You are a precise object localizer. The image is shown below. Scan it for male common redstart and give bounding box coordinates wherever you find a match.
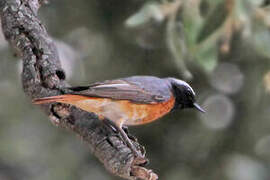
[33,76,205,158]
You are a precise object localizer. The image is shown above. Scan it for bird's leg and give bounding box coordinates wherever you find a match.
[101,119,126,151]
[102,118,118,134]
[122,125,138,142]
[103,118,144,159]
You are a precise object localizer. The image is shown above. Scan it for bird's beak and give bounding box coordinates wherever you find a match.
[193,103,205,113]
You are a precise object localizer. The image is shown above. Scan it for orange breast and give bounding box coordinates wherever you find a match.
[121,96,175,126]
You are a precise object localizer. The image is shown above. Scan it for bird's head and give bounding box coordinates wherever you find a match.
[167,78,205,113]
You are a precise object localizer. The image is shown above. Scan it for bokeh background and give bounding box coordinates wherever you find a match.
[1,0,270,179]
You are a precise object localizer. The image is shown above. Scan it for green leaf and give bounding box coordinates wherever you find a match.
[251,27,270,58]
[181,1,218,73]
[196,1,229,43]
[194,42,218,73]
[181,2,203,49]
[125,2,164,28]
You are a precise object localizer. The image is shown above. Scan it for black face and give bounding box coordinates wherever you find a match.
[167,78,205,113]
[171,83,196,110]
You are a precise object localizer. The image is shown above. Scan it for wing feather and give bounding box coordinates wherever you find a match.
[67,79,167,104]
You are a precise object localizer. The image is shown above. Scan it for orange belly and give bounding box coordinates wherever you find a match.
[44,94,175,126]
[120,96,175,125]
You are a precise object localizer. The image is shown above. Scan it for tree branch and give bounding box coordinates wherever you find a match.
[0,0,157,179]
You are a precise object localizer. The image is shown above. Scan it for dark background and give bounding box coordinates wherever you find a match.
[1,0,270,179]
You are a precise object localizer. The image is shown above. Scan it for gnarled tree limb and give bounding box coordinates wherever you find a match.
[0,0,158,179]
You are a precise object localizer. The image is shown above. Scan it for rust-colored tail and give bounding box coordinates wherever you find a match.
[32,94,88,104]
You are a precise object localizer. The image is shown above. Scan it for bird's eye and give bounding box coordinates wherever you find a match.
[187,90,195,101]
[186,90,192,96]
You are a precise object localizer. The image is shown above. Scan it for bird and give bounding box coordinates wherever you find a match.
[33,76,205,159]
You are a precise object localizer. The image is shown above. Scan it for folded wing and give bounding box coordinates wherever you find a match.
[68,79,168,104]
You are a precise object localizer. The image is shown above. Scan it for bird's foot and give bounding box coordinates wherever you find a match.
[102,119,148,164]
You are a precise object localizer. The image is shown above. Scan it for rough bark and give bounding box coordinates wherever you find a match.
[0,0,158,179]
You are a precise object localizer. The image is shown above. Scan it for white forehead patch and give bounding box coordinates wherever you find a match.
[173,79,196,95]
